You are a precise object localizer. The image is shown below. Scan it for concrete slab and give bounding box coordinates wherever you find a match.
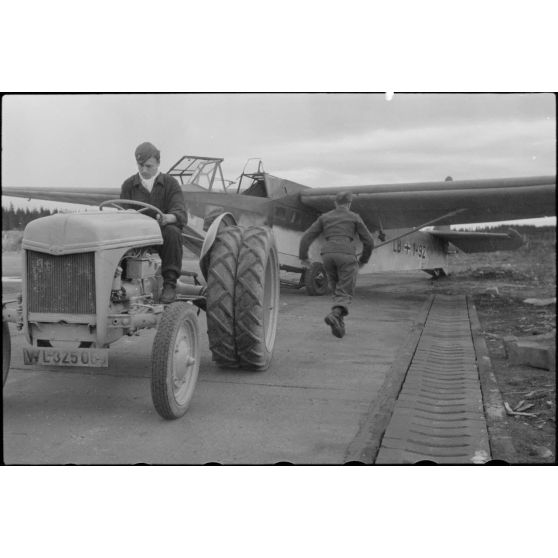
[3,272,429,464]
[376,294,491,464]
[503,336,556,371]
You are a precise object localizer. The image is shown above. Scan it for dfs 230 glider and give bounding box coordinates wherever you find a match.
[3,155,555,295]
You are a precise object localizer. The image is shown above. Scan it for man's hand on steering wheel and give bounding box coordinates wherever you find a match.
[157,213,177,227]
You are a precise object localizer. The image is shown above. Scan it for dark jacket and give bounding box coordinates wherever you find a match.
[299,206,374,263]
[120,173,188,228]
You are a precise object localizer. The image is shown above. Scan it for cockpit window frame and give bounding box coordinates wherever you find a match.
[167,156,232,192]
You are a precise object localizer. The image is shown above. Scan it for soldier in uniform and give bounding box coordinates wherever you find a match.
[120,142,188,303]
[299,191,374,338]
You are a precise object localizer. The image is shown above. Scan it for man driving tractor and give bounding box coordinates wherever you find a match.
[120,142,188,303]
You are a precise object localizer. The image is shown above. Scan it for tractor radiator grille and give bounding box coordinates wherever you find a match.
[26,251,96,314]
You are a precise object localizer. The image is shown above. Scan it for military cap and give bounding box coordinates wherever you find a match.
[135,142,161,165]
[335,191,353,205]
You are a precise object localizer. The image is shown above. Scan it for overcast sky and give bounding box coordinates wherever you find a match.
[1,93,556,224]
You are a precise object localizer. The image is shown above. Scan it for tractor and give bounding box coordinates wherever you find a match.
[2,200,280,420]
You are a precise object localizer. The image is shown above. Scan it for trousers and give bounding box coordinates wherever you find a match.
[322,252,358,315]
[156,224,183,281]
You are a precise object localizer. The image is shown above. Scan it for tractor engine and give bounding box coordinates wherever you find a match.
[110,249,161,308]
[21,210,163,348]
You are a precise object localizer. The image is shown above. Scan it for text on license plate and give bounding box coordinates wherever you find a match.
[23,347,109,367]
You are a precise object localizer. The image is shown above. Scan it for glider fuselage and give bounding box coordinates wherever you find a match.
[181,188,449,275]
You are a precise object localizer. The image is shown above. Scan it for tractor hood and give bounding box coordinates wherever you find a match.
[22,211,163,255]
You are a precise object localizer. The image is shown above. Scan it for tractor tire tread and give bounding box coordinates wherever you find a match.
[206,226,243,367]
[235,226,279,370]
[3,320,10,387]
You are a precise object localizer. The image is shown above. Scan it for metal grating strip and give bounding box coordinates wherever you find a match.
[376,295,491,464]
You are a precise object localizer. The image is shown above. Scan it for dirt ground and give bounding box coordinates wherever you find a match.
[429,232,556,463]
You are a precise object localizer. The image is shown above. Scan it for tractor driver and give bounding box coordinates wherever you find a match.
[299,191,374,338]
[120,142,188,304]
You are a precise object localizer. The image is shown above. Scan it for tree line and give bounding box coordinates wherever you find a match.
[2,204,57,230]
[2,203,555,239]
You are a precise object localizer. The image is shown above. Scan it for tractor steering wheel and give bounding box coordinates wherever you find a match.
[99,199,166,221]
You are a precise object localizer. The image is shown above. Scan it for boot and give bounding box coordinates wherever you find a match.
[338,314,345,334]
[324,307,346,338]
[160,271,178,304]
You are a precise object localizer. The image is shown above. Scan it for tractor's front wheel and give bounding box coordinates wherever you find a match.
[151,302,200,420]
[3,320,10,387]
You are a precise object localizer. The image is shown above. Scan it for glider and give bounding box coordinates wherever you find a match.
[2,155,555,294]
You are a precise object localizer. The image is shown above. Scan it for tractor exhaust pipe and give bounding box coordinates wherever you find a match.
[175,280,206,297]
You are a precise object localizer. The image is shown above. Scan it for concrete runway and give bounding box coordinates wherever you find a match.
[3,272,431,464]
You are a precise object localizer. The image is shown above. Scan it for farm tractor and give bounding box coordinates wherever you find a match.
[2,200,280,419]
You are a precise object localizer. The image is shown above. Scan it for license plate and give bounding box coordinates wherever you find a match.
[23,347,109,367]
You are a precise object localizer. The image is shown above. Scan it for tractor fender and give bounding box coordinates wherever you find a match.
[199,212,237,281]
[2,300,20,324]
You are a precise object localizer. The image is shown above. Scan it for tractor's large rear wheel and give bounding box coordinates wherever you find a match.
[151,302,200,420]
[205,225,280,371]
[3,320,10,387]
[206,226,243,367]
[234,226,280,370]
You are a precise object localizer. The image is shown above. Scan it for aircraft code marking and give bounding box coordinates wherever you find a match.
[392,240,427,259]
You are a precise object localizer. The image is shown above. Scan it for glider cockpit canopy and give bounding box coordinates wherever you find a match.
[167,156,232,193]
[168,155,311,201]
